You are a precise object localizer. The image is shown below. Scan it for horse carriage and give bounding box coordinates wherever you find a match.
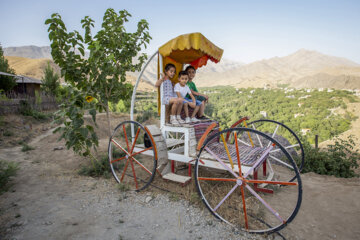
[108,33,304,234]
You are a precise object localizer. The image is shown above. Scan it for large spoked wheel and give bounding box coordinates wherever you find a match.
[247,119,304,174]
[108,120,157,192]
[195,127,302,234]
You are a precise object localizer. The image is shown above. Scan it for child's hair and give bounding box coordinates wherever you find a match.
[185,65,196,72]
[178,71,188,78]
[165,63,176,72]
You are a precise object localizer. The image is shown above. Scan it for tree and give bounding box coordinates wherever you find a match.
[46,8,151,156]
[41,62,60,96]
[0,44,17,92]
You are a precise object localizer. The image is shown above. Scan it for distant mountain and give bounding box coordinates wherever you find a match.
[4,46,360,89]
[5,56,60,79]
[4,46,52,59]
[4,45,89,59]
[4,56,154,91]
[130,56,243,86]
[195,49,360,89]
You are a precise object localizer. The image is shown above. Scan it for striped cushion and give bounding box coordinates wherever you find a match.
[207,142,269,166]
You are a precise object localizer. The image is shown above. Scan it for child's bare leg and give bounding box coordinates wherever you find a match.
[184,103,189,117]
[176,99,183,115]
[191,105,200,118]
[198,102,205,117]
[169,99,178,115]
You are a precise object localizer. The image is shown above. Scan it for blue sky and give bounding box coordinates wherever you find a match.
[0,0,359,63]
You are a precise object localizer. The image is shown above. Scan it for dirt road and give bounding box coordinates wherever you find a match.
[0,118,359,240]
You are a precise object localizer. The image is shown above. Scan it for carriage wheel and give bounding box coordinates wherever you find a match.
[108,120,157,191]
[195,127,302,234]
[247,119,304,174]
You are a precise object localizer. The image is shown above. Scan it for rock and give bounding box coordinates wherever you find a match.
[145,196,153,203]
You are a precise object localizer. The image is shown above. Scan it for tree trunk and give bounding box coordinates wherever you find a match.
[105,103,112,138]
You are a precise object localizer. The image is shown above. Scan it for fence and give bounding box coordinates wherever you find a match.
[0,92,58,115]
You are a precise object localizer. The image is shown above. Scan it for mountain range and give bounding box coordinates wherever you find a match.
[4,46,360,90]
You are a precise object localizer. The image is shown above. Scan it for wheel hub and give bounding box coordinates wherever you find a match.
[236,178,243,185]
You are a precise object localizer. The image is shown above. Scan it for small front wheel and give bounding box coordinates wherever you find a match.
[108,120,157,191]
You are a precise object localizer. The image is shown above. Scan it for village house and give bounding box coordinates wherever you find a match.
[13,75,43,97]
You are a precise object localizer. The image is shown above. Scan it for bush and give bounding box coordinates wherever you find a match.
[19,100,50,120]
[298,135,360,178]
[21,143,35,152]
[136,110,155,123]
[78,152,125,178]
[0,160,19,194]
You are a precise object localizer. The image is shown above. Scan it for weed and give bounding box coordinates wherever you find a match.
[19,100,50,121]
[169,192,180,202]
[21,143,35,152]
[0,160,19,194]
[78,154,117,178]
[190,192,201,204]
[15,214,21,218]
[117,183,130,192]
[3,130,13,137]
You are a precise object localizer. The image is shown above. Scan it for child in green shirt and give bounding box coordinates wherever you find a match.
[185,65,209,119]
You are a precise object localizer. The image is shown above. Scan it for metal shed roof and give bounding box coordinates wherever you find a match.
[0,71,42,84]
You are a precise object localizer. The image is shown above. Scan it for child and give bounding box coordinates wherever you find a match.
[155,63,185,125]
[185,65,209,119]
[174,71,201,123]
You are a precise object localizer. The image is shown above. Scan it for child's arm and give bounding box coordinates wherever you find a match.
[155,73,165,87]
[190,89,209,102]
[176,92,184,100]
[188,93,197,108]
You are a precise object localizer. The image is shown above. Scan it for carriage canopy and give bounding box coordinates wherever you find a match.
[158,32,223,69]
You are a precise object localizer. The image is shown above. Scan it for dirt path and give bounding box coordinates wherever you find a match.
[0,128,261,240]
[1,122,359,240]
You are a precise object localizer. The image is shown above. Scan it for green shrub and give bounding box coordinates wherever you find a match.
[298,135,360,178]
[79,152,125,178]
[19,100,50,120]
[21,143,35,152]
[0,160,19,194]
[3,130,13,136]
[136,110,155,123]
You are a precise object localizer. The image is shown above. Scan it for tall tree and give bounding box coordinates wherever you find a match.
[0,44,16,92]
[41,62,60,96]
[46,8,151,156]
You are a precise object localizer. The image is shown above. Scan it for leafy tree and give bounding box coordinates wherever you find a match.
[0,44,17,92]
[46,8,151,156]
[41,62,60,96]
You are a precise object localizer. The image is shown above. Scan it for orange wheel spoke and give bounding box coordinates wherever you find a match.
[240,185,249,230]
[123,125,130,151]
[129,127,141,153]
[246,179,297,186]
[110,156,126,163]
[129,159,138,189]
[131,147,153,158]
[198,177,236,182]
[120,158,130,182]
[131,157,152,175]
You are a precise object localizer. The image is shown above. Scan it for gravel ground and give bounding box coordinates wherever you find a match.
[0,127,272,240]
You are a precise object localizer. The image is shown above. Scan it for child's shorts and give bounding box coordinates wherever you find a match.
[183,98,202,106]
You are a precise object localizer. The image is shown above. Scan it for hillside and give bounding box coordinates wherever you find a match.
[4,46,360,90]
[4,46,52,59]
[5,56,154,91]
[195,49,360,89]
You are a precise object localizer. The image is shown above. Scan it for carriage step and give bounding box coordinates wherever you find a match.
[162,173,191,184]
